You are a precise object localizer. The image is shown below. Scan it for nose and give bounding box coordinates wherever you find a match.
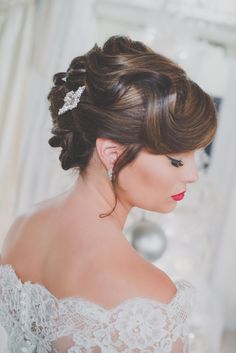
[187,170,199,183]
[183,158,199,183]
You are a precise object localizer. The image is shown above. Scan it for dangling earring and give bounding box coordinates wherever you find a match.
[107,168,113,181]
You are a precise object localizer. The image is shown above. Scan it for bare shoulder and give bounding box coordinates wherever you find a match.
[144,266,177,304]
[125,258,177,305]
[1,212,31,262]
[0,198,57,272]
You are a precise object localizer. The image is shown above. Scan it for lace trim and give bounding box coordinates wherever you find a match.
[0,264,196,353]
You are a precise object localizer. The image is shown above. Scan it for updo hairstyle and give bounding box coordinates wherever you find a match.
[47,35,217,217]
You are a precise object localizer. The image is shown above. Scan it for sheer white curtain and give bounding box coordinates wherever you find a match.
[0,0,35,247]
[0,0,97,248]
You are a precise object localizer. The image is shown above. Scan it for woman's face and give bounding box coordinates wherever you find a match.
[117,148,199,213]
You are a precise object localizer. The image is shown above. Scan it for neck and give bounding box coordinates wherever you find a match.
[63,173,132,232]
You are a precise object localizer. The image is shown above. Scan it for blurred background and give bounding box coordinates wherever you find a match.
[0,1,236,352]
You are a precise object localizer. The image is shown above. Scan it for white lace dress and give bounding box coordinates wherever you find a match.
[0,264,196,353]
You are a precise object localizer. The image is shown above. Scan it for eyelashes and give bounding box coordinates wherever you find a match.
[166,155,184,168]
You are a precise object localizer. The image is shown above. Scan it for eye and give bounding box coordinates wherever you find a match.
[166,155,184,168]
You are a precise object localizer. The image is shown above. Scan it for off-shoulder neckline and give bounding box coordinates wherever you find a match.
[0,263,194,312]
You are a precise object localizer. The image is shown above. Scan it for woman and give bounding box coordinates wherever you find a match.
[0,35,217,352]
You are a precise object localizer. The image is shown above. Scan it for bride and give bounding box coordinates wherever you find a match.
[0,35,217,352]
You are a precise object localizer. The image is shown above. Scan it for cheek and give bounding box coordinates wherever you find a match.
[117,158,176,209]
[139,165,171,195]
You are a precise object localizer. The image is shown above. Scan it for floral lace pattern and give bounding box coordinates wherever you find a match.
[0,264,196,353]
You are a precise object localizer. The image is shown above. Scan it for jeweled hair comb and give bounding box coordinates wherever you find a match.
[58,85,86,115]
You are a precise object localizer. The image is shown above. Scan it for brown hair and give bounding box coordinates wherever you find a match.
[47,35,217,217]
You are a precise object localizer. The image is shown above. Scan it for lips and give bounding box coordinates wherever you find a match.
[171,191,186,201]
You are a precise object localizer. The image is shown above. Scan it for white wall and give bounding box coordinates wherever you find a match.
[209,48,236,330]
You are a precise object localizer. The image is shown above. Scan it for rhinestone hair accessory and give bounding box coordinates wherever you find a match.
[58,85,86,115]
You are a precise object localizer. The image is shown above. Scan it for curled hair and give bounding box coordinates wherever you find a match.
[47,35,217,217]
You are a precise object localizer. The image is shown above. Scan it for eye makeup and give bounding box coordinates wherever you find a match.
[166,155,184,167]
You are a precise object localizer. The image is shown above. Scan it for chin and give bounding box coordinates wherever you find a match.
[145,202,177,214]
[157,203,177,213]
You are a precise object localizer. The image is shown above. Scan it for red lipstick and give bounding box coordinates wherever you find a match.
[171,192,185,201]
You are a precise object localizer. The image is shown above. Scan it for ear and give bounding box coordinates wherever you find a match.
[95,137,124,170]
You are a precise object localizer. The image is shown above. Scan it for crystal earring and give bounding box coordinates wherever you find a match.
[107,168,113,180]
